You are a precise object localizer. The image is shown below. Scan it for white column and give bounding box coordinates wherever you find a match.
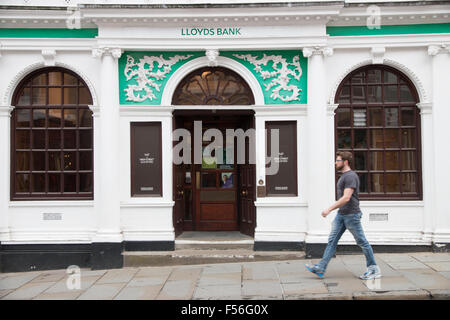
[303,47,335,245]
[0,106,13,242]
[428,45,450,245]
[92,47,123,244]
[417,102,434,243]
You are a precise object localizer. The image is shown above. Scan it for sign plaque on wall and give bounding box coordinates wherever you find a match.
[131,122,162,197]
[265,121,298,197]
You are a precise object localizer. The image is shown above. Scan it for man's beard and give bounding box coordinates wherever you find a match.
[336,164,344,172]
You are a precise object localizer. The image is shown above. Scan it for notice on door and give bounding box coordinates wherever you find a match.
[265,121,298,197]
[131,122,162,197]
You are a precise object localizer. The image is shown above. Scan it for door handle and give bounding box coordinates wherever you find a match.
[241,190,247,196]
[196,172,200,189]
[178,190,184,196]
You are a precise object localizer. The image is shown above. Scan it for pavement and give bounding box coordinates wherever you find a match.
[1,252,450,300]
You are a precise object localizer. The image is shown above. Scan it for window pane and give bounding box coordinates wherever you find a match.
[336,108,351,127]
[370,152,384,170]
[401,151,416,170]
[63,73,78,85]
[18,88,31,105]
[79,87,93,105]
[48,72,62,85]
[79,109,92,127]
[16,109,31,127]
[351,71,365,84]
[367,69,381,83]
[33,109,46,127]
[368,107,382,126]
[337,86,350,103]
[49,88,62,105]
[402,173,417,193]
[16,130,30,149]
[401,108,415,126]
[385,108,398,127]
[400,85,414,102]
[79,151,92,170]
[383,71,397,84]
[32,73,47,85]
[80,173,92,192]
[367,86,382,102]
[201,172,216,188]
[337,130,351,149]
[64,87,78,105]
[64,130,77,149]
[386,173,400,192]
[64,151,77,170]
[48,130,61,149]
[353,109,366,127]
[369,129,383,148]
[48,109,62,127]
[48,173,61,192]
[64,173,76,192]
[385,151,400,170]
[32,151,46,171]
[32,173,45,192]
[32,87,46,105]
[32,130,46,149]
[48,152,62,171]
[16,174,30,192]
[384,85,398,102]
[370,173,383,193]
[354,152,366,170]
[359,173,368,193]
[79,130,92,149]
[352,86,365,103]
[16,151,30,171]
[385,129,400,148]
[401,129,416,148]
[354,129,367,148]
[220,173,234,188]
[64,109,77,127]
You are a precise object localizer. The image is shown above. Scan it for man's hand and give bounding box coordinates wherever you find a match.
[321,209,331,218]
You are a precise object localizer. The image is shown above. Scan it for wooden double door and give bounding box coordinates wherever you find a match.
[173,111,256,236]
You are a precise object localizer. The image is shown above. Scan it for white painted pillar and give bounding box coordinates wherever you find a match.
[428,45,450,246]
[303,47,335,247]
[92,47,123,245]
[0,105,13,242]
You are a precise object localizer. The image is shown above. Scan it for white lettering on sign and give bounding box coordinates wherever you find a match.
[275,186,288,191]
[140,153,154,164]
[43,213,62,220]
[181,27,242,36]
[141,187,154,191]
[274,152,288,163]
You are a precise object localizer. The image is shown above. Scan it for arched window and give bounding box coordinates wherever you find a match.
[172,67,254,105]
[334,65,422,200]
[11,67,93,200]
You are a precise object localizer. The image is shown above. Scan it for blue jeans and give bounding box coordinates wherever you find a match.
[317,212,377,273]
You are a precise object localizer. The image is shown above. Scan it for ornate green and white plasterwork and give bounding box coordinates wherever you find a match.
[118,50,307,105]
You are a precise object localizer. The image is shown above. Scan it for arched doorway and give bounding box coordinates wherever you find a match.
[172,67,256,236]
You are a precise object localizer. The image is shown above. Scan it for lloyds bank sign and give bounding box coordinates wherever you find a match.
[181,27,242,36]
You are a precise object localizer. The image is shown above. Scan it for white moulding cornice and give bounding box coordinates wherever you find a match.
[0,38,97,51]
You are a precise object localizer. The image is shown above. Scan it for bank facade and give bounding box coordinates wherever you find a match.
[0,0,449,272]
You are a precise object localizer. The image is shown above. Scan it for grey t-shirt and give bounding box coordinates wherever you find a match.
[337,170,360,215]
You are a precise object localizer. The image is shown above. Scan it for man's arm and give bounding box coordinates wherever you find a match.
[321,188,354,217]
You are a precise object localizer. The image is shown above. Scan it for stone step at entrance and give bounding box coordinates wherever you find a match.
[123,249,305,267]
[175,231,254,250]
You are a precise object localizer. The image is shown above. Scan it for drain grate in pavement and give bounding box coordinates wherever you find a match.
[326,283,338,287]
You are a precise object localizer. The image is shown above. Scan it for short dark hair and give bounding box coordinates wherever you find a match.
[336,151,353,167]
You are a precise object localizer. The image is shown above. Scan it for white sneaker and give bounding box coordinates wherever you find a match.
[360,265,382,280]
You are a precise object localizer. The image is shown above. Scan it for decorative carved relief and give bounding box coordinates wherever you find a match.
[206,49,220,67]
[232,53,303,102]
[123,54,193,102]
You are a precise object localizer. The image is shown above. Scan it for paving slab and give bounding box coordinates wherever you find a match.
[0,273,40,290]
[193,284,241,300]
[363,276,419,292]
[282,281,329,296]
[336,255,367,265]
[114,285,163,300]
[96,268,138,284]
[386,260,430,270]
[30,271,67,283]
[2,282,55,300]
[33,291,83,300]
[198,273,241,286]
[439,272,450,280]
[285,293,353,300]
[423,262,450,272]
[156,280,196,300]
[376,254,417,263]
[202,264,242,274]
[134,267,173,278]
[410,253,450,263]
[279,273,315,284]
[77,283,126,300]
[397,268,450,290]
[428,289,450,300]
[127,276,169,287]
[243,264,278,280]
[0,290,14,299]
[275,261,307,274]
[353,290,430,300]
[168,267,202,281]
[242,280,282,298]
[78,270,108,277]
[343,259,401,278]
[44,275,101,293]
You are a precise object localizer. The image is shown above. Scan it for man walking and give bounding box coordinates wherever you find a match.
[305,151,381,280]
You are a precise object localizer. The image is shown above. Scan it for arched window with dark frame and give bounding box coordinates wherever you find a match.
[11,67,94,200]
[334,65,422,200]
